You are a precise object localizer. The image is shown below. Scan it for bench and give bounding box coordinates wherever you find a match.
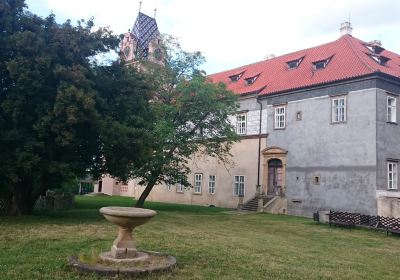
[329,211,356,230]
[386,223,400,236]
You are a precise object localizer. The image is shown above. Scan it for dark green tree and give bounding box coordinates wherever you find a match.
[0,0,152,215]
[134,36,239,207]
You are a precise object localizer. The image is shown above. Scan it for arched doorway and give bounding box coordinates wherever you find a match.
[262,147,287,196]
[268,159,283,195]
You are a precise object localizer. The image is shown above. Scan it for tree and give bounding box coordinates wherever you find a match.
[134,36,239,207]
[0,0,152,215]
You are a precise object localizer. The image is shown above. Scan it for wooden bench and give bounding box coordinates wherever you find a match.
[386,223,400,236]
[329,211,356,230]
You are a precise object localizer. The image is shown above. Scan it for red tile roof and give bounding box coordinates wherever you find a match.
[208,35,400,96]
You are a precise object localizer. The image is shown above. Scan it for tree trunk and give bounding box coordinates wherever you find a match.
[135,180,156,208]
[8,190,35,216]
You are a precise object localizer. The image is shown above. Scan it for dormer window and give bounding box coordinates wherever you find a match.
[287,57,304,69]
[244,74,260,85]
[365,41,384,55]
[229,72,244,82]
[370,54,390,66]
[313,57,331,70]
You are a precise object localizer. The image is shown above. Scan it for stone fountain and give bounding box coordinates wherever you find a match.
[99,206,156,262]
[69,206,176,277]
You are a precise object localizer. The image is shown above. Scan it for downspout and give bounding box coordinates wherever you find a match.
[256,96,263,198]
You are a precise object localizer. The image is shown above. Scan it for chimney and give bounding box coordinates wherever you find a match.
[340,21,352,36]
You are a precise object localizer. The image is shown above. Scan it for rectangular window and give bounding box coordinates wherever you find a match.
[234,175,245,196]
[332,96,346,123]
[387,96,397,123]
[388,162,398,190]
[274,106,286,129]
[208,175,216,194]
[194,173,202,194]
[236,114,247,135]
[176,178,184,193]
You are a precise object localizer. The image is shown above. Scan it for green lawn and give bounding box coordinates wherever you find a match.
[0,196,399,280]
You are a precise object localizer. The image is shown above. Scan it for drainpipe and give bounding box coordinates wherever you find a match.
[256,97,264,212]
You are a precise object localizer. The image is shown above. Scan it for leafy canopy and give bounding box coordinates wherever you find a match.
[0,0,152,214]
[134,35,239,206]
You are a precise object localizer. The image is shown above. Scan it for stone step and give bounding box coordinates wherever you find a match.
[241,196,275,211]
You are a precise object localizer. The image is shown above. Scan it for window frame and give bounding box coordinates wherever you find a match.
[194,173,203,194]
[176,180,184,193]
[286,57,303,69]
[387,95,397,123]
[233,175,245,197]
[236,113,247,135]
[208,175,216,194]
[387,162,398,190]
[331,96,347,123]
[274,106,286,129]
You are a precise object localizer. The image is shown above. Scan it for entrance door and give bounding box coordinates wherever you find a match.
[267,159,283,195]
[98,180,103,193]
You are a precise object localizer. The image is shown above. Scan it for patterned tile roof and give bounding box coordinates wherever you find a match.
[208,35,400,96]
[132,12,160,58]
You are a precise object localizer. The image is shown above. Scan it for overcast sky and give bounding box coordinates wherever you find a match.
[26,0,400,75]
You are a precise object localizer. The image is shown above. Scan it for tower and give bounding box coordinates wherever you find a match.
[120,11,164,65]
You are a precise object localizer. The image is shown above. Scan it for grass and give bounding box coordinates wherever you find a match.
[1,196,400,280]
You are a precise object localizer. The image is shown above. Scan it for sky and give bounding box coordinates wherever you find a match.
[25,0,400,75]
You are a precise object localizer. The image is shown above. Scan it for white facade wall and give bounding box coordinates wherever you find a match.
[246,109,267,135]
[97,103,268,208]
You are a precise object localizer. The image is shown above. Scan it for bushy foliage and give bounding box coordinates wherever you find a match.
[0,0,152,214]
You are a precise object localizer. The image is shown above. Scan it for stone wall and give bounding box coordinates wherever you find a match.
[265,87,378,217]
[34,190,75,211]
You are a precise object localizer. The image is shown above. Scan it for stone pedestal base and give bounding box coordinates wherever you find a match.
[99,251,149,263]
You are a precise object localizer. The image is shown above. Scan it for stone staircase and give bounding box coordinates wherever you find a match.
[241,196,274,211]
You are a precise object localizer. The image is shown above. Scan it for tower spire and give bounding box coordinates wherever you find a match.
[139,0,142,14]
[154,7,157,19]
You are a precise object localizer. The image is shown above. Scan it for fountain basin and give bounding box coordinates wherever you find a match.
[100,206,157,228]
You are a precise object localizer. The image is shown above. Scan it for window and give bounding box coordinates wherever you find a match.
[296,111,302,121]
[313,57,331,70]
[287,57,303,69]
[244,74,259,85]
[208,175,216,194]
[313,176,320,185]
[274,106,286,129]
[176,179,184,193]
[229,72,244,82]
[387,96,397,123]
[236,114,247,135]
[234,175,245,196]
[332,96,346,123]
[176,184,184,193]
[166,183,171,191]
[370,54,390,66]
[194,173,202,194]
[388,162,398,190]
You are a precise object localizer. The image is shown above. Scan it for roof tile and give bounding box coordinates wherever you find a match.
[208,35,400,96]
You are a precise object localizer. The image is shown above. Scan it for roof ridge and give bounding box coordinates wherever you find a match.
[342,35,376,73]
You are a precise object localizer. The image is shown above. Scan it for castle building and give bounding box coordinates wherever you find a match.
[96,14,400,218]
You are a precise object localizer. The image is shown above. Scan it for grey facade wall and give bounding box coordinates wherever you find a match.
[376,87,400,195]
[265,88,378,217]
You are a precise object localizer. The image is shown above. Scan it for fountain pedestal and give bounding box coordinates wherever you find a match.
[99,206,157,263]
